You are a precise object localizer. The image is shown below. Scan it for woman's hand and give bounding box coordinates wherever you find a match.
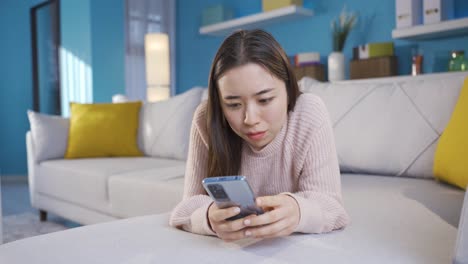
[242,194,300,239]
[207,203,250,242]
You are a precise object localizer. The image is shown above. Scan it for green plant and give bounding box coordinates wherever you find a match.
[331,6,357,52]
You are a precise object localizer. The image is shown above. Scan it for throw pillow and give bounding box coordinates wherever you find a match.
[65,101,143,159]
[139,87,205,160]
[434,77,468,190]
[27,110,70,162]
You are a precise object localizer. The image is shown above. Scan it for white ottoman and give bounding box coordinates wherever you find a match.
[454,190,468,264]
[0,175,465,263]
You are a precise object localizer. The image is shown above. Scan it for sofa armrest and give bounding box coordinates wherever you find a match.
[454,190,468,264]
[26,131,38,207]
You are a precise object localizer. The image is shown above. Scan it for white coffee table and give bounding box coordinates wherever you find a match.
[0,211,461,264]
[1,175,466,264]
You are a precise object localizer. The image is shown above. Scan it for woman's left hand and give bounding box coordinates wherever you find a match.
[242,194,300,239]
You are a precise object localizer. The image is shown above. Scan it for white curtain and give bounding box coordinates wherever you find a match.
[125,0,176,101]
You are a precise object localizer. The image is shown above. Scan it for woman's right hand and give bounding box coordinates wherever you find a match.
[207,203,249,242]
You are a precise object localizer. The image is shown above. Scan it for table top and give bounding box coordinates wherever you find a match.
[1,175,464,264]
[0,211,457,264]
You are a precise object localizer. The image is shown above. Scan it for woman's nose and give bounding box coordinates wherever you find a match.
[244,106,260,126]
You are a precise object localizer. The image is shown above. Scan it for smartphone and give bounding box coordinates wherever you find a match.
[202,176,264,221]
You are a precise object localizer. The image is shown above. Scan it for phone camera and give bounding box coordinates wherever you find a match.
[208,184,228,199]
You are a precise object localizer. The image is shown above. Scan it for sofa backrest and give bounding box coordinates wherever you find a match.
[139,87,205,160]
[299,71,468,178]
[26,88,205,163]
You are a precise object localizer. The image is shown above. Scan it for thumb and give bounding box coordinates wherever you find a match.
[256,195,284,208]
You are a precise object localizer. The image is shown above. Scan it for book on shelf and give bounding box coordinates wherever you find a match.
[293,52,320,67]
[262,0,303,12]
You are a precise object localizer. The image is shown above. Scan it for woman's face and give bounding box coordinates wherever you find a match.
[217,63,288,151]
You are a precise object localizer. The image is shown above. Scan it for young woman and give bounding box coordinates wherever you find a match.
[169,29,349,241]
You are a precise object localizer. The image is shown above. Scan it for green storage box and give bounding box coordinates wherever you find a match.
[201,5,233,26]
[353,42,394,60]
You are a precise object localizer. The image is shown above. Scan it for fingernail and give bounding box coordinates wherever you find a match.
[245,231,251,237]
[244,219,251,225]
[234,207,240,213]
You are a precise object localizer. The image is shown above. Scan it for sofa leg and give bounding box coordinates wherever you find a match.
[39,210,47,222]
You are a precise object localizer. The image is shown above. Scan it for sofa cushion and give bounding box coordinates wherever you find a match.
[299,72,468,178]
[108,164,186,218]
[201,88,208,101]
[66,102,143,159]
[36,157,183,214]
[139,87,204,160]
[27,111,69,162]
[434,77,468,190]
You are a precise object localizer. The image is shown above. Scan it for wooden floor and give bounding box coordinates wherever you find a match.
[1,179,81,228]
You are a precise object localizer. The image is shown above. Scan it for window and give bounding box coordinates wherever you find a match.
[125,0,175,101]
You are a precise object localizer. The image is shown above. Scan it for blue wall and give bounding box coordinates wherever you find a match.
[90,0,125,103]
[0,0,46,176]
[0,0,125,177]
[61,0,92,66]
[37,6,57,114]
[176,0,468,93]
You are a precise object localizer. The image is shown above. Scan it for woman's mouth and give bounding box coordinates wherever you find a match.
[246,131,266,141]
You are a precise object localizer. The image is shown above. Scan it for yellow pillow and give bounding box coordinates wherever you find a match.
[433,77,468,190]
[65,101,143,159]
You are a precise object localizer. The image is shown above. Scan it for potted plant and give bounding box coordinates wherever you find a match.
[328,6,357,81]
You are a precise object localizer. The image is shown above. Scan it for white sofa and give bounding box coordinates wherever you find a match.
[26,87,207,224]
[25,72,467,262]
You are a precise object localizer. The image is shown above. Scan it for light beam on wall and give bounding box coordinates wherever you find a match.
[59,47,93,117]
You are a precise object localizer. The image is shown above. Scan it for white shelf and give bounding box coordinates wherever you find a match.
[392,17,468,40]
[199,6,313,36]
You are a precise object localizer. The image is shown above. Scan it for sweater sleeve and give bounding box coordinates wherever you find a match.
[286,106,350,234]
[168,103,216,236]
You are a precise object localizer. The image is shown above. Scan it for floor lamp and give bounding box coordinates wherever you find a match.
[145,33,170,102]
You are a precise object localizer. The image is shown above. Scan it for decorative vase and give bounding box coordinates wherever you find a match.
[328,52,345,81]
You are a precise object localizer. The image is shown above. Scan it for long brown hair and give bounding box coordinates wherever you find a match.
[206,29,301,178]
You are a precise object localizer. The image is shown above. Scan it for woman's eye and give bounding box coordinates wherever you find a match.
[259,97,274,104]
[226,103,241,108]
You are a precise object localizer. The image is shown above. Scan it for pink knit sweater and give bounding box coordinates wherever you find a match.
[169,93,350,235]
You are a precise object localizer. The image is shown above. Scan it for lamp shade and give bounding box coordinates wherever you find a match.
[144,33,170,101]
